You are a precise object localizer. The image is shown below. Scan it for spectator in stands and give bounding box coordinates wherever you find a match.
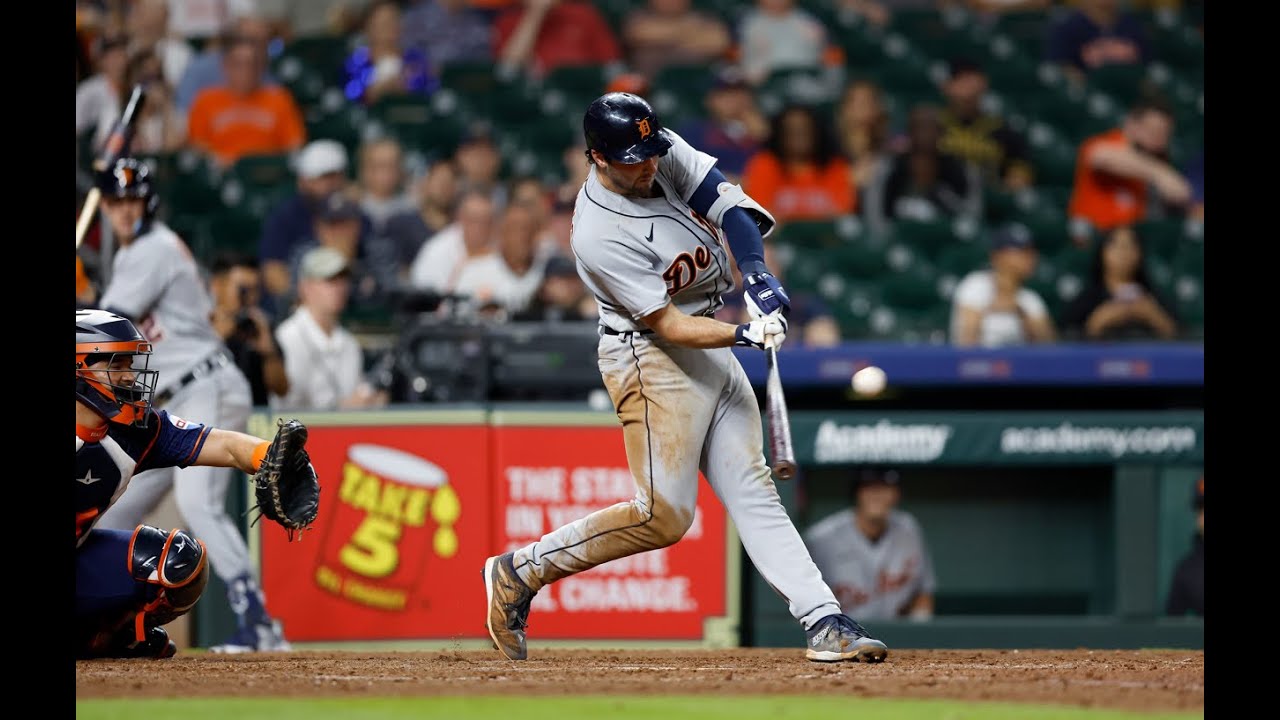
[186,36,306,168]
[556,142,592,207]
[507,176,559,258]
[261,140,356,303]
[401,0,493,73]
[544,197,576,257]
[743,105,855,223]
[835,78,893,215]
[208,252,290,407]
[1185,149,1203,221]
[454,125,508,210]
[1061,224,1178,341]
[76,34,129,143]
[357,137,416,233]
[1165,475,1204,617]
[964,0,1051,20]
[804,468,937,622]
[494,0,623,80]
[167,0,262,42]
[676,67,768,183]
[343,1,438,106]
[880,104,981,227]
[717,244,841,347]
[127,0,193,90]
[175,14,278,114]
[124,51,188,154]
[938,58,1033,191]
[299,192,382,312]
[1047,0,1151,89]
[409,189,496,294]
[272,246,388,411]
[1068,98,1190,238]
[951,223,1056,347]
[738,0,831,87]
[381,160,460,284]
[513,254,597,322]
[257,0,371,39]
[452,203,546,316]
[622,0,731,80]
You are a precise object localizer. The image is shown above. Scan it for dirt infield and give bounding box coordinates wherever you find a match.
[76,648,1203,712]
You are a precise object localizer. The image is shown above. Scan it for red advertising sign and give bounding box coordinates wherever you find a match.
[261,425,492,641]
[491,427,727,640]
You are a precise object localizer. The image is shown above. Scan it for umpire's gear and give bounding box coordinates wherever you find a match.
[583,92,673,164]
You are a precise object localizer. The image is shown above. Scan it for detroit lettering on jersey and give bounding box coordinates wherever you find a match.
[570,130,736,332]
[75,409,212,543]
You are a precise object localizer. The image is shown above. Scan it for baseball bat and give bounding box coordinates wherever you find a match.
[765,343,797,481]
[76,84,147,249]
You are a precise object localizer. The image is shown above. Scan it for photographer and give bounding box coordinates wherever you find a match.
[208,252,289,406]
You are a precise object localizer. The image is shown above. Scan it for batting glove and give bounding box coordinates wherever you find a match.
[743,272,791,321]
[735,314,788,351]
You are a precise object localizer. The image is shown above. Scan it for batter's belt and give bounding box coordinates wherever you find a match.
[153,350,233,407]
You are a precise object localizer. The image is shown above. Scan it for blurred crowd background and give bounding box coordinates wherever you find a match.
[75,0,1204,409]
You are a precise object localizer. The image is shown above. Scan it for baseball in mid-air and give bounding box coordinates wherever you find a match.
[851,365,887,396]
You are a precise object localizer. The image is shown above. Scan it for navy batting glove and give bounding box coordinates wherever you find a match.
[743,272,791,321]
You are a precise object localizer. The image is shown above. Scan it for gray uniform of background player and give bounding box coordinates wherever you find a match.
[97,220,255,586]
[804,509,936,620]
[510,130,846,631]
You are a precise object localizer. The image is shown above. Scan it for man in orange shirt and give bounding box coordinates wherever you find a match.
[1069,99,1191,235]
[187,37,306,169]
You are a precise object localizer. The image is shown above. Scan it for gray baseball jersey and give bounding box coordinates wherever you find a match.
[804,509,936,620]
[510,129,847,632]
[99,220,223,395]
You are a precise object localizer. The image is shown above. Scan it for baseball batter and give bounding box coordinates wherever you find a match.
[484,93,888,663]
[92,158,288,653]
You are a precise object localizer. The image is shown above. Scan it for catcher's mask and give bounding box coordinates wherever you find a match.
[76,309,158,427]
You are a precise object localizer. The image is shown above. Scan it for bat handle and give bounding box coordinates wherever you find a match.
[76,188,102,249]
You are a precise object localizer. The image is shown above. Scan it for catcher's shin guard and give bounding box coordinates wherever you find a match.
[127,525,210,640]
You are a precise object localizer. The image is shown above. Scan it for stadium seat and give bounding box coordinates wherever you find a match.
[881,264,944,312]
[222,154,295,219]
[992,10,1055,60]
[886,218,956,263]
[205,208,262,259]
[277,35,351,85]
[936,241,989,281]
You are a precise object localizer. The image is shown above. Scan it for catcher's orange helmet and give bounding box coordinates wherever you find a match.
[75,309,157,427]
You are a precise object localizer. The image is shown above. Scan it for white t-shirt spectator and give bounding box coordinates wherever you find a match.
[408,223,465,292]
[272,305,364,410]
[949,269,1050,347]
[738,8,827,84]
[451,254,545,314]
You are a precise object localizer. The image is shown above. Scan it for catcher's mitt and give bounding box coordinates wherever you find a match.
[251,418,320,541]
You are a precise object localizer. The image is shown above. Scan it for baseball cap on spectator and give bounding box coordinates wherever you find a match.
[297,140,349,179]
[317,191,361,222]
[299,246,351,281]
[544,255,578,278]
[948,56,986,80]
[855,467,901,489]
[990,223,1036,252]
[459,122,496,149]
[710,67,750,93]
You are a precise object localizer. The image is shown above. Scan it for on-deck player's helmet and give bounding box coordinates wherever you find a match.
[96,157,159,218]
[583,92,673,164]
[76,309,158,427]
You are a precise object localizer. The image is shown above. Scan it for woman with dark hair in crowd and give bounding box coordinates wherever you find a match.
[742,104,855,223]
[1061,224,1179,341]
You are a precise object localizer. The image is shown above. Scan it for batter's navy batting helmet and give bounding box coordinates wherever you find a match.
[96,157,160,219]
[584,92,673,164]
[76,309,158,427]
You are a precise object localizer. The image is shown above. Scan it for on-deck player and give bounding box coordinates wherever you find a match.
[483,92,889,663]
[92,158,289,652]
[75,309,295,658]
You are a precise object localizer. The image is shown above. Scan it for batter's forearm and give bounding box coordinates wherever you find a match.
[643,310,738,349]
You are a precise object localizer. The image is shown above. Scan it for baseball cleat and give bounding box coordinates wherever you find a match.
[88,625,178,660]
[805,614,889,663]
[209,619,292,654]
[483,552,536,660]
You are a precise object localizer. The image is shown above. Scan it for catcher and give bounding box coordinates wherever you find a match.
[76,309,319,658]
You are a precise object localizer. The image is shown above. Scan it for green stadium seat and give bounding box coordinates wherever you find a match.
[1172,241,1204,281]
[305,112,361,159]
[886,218,956,263]
[1029,139,1078,188]
[828,238,891,281]
[833,282,885,340]
[166,151,221,218]
[881,264,943,312]
[936,241,989,280]
[1086,64,1150,106]
[992,10,1052,60]
[205,209,262,260]
[1149,21,1204,79]
[544,65,609,108]
[277,35,351,85]
[222,154,295,219]
[773,218,866,250]
[1131,218,1185,261]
